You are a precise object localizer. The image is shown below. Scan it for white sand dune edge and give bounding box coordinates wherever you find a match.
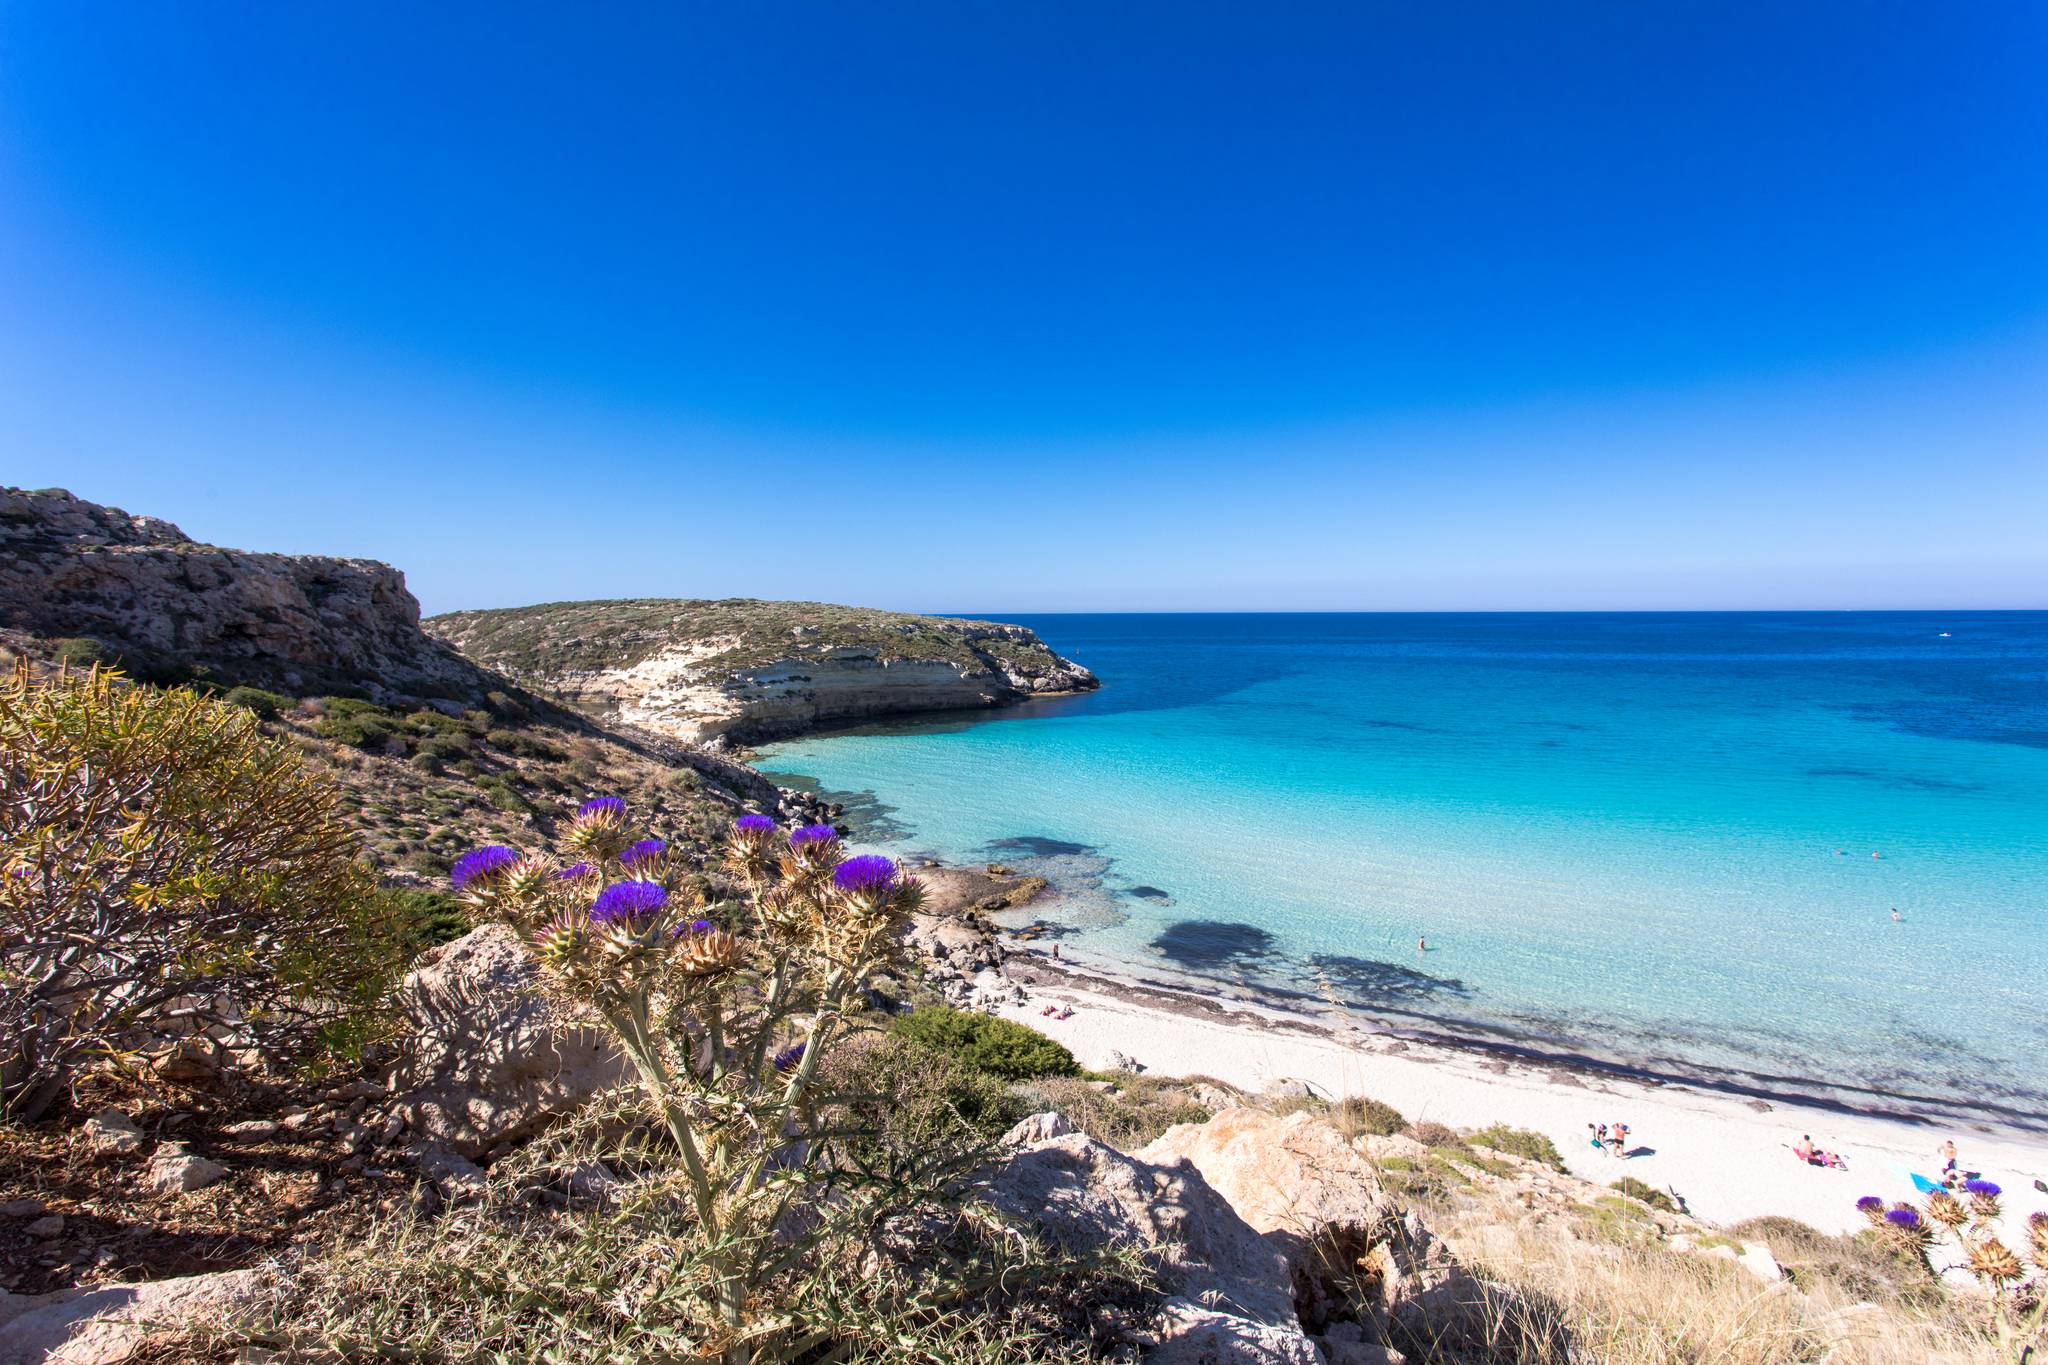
[990,947,2048,1246]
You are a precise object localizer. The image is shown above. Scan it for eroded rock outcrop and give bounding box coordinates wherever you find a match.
[390,924,634,1157]
[0,486,490,702]
[1142,1108,1499,1360]
[981,1131,1319,1363]
[0,1269,263,1365]
[426,598,1098,743]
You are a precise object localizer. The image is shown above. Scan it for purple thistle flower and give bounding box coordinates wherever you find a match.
[690,918,713,934]
[1885,1209,1922,1229]
[772,1042,806,1072]
[734,813,775,835]
[578,795,626,819]
[556,861,593,879]
[590,880,666,924]
[789,823,839,847]
[451,845,518,889]
[833,854,899,896]
[1964,1179,2001,1197]
[620,838,668,868]
[1855,1196,1884,1213]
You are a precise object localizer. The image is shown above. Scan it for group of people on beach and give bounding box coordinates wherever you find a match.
[1587,1121,1633,1158]
[1791,1133,1848,1169]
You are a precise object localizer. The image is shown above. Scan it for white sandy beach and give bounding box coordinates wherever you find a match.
[991,945,2048,1247]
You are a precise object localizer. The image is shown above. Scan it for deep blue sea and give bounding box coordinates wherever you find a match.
[757,613,2048,1125]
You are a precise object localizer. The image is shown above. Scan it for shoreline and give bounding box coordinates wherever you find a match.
[975,934,2048,1239]
[1015,943,2048,1139]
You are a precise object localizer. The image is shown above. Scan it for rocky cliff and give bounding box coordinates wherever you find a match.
[0,487,489,703]
[425,597,1098,744]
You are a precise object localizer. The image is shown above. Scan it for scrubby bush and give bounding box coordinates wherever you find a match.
[1016,1073,1213,1148]
[1471,1122,1567,1171]
[476,775,534,813]
[1610,1175,1677,1212]
[822,1030,1022,1156]
[485,726,562,761]
[416,730,475,759]
[222,685,292,718]
[891,1004,1080,1081]
[379,886,471,953]
[0,663,403,1117]
[1407,1120,1464,1148]
[1329,1094,1407,1138]
[314,696,402,749]
[49,636,120,670]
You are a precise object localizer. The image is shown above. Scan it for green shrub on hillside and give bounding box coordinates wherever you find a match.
[476,775,534,813]
[222,685,293,718]
[486,726,561,760]
[50,636,120,670]
[822,1031,1022,1155]
[1016,1073,1212,1147]
[378,887,471,954]
[1330,1094,1407,1137]
[0,664,407,1117]
[1408,1120,1464,1148]
[1471,1122,1567,1171]
[890,1005,1080,1081]
[316,696,402,748]
[1609,1176,1677,1212]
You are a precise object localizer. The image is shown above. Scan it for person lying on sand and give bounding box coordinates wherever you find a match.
[1789,1134,1849,1169]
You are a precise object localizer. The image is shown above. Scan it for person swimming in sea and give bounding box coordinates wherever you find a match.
[1891,907,1902,922]
[1417,935,1427,953]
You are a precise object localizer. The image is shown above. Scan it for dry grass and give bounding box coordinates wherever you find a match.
[1013,1073,1215,1149]
[1440,1200,2003,1364]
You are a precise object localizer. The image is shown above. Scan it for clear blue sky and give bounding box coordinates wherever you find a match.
[3,3,2044,614]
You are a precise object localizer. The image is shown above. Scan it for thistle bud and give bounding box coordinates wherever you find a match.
[1925,1189,1967,1228]
[722,813,777,881]
[564,796,631,861]
[2025,1211,2048,1267]
[675,924,747,979]
[1967,1236,2024,1286]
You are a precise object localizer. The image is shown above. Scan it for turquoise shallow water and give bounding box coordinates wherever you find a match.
[757,613,2048,1126]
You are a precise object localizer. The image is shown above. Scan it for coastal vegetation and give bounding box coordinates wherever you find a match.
[427,597,1087,679]
[0,663,408,1120]
[890,1004,1082,1082]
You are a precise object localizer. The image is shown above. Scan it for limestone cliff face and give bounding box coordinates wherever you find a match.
[0,487,488,701]
[426,598,1098,744]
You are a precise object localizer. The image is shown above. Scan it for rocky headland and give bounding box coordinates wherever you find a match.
[425,596,1099,745]
[0,487,489,705]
